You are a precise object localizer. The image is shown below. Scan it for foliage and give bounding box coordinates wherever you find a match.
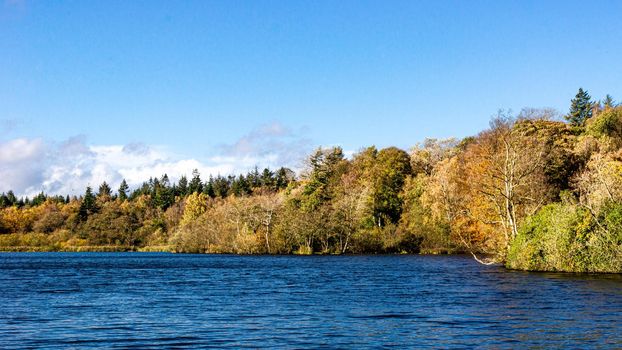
[1,90,621,272]
[507,202,622,272]
[566,88,593,127]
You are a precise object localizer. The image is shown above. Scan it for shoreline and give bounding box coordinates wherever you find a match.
[4,248,621,275]
[0,246,460,254]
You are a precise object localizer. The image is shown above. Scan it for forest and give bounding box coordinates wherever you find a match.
[1,89,621,273]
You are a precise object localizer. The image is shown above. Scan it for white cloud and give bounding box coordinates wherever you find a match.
[0,138,47,194]
[0,122,312,197]
[219,121,312,168]
[0,138,44,163]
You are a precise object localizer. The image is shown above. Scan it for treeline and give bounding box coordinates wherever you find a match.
[1,89,621,272]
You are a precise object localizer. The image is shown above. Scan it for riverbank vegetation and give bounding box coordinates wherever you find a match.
[1,89,621,272]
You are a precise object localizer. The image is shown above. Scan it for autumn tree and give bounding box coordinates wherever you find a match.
[32,200,66,233]
[454,114,558,262]
[410,138,458,176]
[332,171,370,253]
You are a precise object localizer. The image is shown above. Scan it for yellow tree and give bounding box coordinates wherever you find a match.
[457,115,554,261]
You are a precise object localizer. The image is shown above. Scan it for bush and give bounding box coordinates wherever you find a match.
[507,202,622,272]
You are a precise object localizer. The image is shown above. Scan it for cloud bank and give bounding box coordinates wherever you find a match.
[0,122,312,197]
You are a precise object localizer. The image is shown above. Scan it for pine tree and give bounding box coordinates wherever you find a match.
[177,175,188,196]
[213,175,230,198]
[161,174,170,188]
[32,192,47,206]
[261,168,275,190]
[188,169,203,193]
[118,179,129,201]
[154,174,174,210]
[602,94,616,109]
[6,191,16,206]
[79,186,98,221]
[275,168,289,189]
[203,176,215,198]
[566,88,593,126]
[231,174,251,196]
[249,166,261,187]
[98,181,112,199]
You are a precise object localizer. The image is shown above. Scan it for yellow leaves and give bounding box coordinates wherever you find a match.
[576,152,622,210]
[180,192,210,227]
[0,206,36,233]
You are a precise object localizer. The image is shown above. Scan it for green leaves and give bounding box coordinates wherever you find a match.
[566,88,593,127]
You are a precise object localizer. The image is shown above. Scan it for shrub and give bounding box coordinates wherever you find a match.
[507,202,622,272]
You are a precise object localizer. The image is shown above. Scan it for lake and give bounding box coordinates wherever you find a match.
[1,253,621,348]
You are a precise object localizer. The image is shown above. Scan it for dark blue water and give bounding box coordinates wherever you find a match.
[1,253,621,349]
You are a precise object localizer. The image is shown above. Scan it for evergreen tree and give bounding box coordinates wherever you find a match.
[566,88,593,126]
[153,174,174,210]
[188,169,203,193]
[212,175,230,198]
[602,94,616,109]
[302,147,346,210]
[275,167,293,189]
[0,193,8,208]
[118,179,129,201]
[203,176,215,198]
[98,181,112,199]
[32,192,47,206]
[231,174,251,196]
[6,190,16,206]
[261,168,275,190]
[177,175,188,196]
[248,166,261,188]
[78,186,98,221]
[161,174,171,188]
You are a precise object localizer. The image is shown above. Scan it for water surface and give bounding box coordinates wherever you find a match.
[1,253,621,348]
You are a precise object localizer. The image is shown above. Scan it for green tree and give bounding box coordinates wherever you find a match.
[177,175,188,197]
[301,147,346,211]
[371,147,412,226]
[0,193,8,208]
[6,191,17,206]
[212,175,230,198]
[188,169,203,194]
[566,88,593,126]
[78,186,98,221]
[602,94,616,109]
[153,174,174,210]
[118,179,129,201]
[261,168,275,190]
[98,181,112,200]
[31,192,47,206]
[203,176,216,198]
[231,175,251,196]
[275,167,294,189]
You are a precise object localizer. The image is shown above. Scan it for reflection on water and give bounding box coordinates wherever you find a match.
[1,253,621,348]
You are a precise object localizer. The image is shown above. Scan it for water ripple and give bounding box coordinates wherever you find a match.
[1,253,621,348]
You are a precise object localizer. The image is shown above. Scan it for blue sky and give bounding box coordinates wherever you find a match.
[1,0,621,195]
